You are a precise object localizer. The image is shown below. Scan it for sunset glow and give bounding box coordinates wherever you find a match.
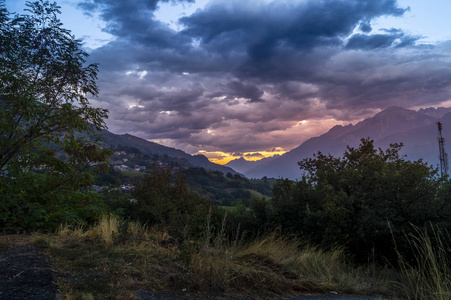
[196,149,288,165]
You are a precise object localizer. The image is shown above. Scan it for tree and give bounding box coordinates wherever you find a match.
[0,1,110,229]
[270,138,445,263]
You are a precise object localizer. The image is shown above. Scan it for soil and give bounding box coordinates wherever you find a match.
[0,245,57,300]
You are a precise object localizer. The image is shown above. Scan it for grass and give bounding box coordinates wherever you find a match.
[12,215,451,299]
[396,225,451,300]
[18,215,397,299]
[219,205,252,212]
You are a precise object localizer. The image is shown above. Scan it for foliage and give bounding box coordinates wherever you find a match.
[178,167,273,205]
[268,139,446,263]
[0,172,106,230]
[101,183,136,219]
[132,167,214,239]
[0,0,110,230]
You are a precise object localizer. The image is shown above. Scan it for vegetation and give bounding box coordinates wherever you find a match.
[255,139,446,264]
[397,224,451,300]
[0,0,110,230]
[20,216,397,299]
[178,167,275,205]
[132,167,213,239]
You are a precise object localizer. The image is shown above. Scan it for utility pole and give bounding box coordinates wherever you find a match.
[437,121,448,177]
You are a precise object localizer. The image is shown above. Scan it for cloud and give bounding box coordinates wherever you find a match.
[223,81,264,103]
[345,31,419,49]
[77,0,451,157]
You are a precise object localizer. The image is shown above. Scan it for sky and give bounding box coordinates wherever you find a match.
[6,0,451,164]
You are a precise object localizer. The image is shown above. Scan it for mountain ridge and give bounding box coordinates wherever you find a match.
[244,106,447,179]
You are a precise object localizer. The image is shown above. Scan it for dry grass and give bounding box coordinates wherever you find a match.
[397,225,451,300]
[183,230,388,298]
[57,215,119,246]
[11,215,398,299]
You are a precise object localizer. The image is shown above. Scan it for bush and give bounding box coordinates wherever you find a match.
[269,139,447,263]
[132,167,213,239]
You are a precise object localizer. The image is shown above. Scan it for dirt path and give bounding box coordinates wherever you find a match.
[0,245,57,300]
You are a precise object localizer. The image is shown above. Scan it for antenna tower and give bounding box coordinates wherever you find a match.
[437,121,449,177]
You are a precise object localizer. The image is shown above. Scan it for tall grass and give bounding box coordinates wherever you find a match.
[186,213,371,296]
[58,215,122,246]
[397,225,451,300]
[50,214,391,298]
[237,233,368,293]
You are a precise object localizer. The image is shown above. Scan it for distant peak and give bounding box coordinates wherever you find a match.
[372,106,417,119]
[228,157,248,163]
[418,107,451,119]
[326,123,355,138]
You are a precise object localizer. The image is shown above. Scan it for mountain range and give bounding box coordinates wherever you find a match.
[227,106,451,180]
[97,106,451,180]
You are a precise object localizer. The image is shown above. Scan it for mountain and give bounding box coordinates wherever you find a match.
[245,106,443,180]
[225,155,280,174]
[418,107,451,118]
[377,111,451,164]
[99,130,240,175]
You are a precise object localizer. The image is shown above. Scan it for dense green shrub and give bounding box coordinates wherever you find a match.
[0,172,106,231]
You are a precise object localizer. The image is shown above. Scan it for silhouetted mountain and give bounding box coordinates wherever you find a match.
[245,106,442,179]
[377,111,451,165]
[225,155,280,174]
[418,107,451,119]
[99,130,240,175]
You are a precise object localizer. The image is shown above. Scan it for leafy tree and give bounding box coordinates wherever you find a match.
[0,1,110,230]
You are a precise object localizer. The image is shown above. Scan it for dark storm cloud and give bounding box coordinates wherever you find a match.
[180,0,405,58]
[78,0,451,154]
[346,31,419,49]
[223,81,264,103]
[79,0,194,50]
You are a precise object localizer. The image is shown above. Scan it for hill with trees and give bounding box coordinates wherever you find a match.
[98,129,241,175]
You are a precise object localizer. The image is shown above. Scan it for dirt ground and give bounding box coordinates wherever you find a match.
[0,244,57,300]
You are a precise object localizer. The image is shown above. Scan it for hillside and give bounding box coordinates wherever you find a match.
[98,130,240,175]
[94,136,274,205]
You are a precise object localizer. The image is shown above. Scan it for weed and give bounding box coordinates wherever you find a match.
[32,234,56,249]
